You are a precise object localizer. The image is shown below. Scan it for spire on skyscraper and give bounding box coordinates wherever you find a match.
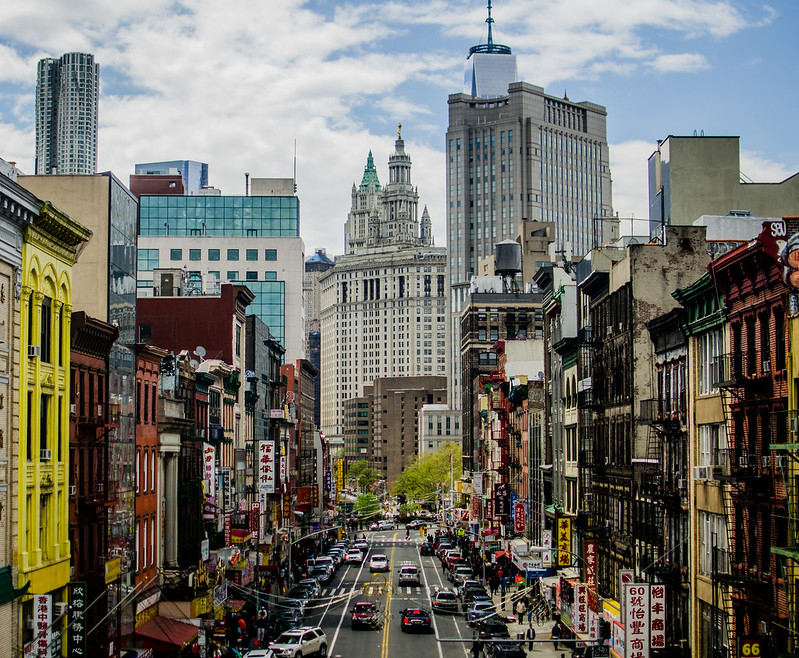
[464,1,517,98]
[469,0,512,56]
[359,151,381,191]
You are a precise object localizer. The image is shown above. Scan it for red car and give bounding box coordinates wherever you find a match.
[351,601,378,629]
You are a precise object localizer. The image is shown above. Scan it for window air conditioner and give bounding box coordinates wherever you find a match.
[790,417,798,434]
[738,456,751,469]
[69,485,76,497]
[761,456,771,469]
[776,455,788,470]
[69,403,76,415]
[677,479,687,490]
[97,404,104,417]
[760,620,768,634]
[28,345,40,358]
[54,603,68,617]
[40,449,52,461]
[762,359,771,373]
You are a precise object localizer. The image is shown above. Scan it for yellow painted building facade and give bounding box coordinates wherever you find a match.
[17,201,90,647]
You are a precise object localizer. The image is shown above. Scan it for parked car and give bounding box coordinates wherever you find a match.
[461,590,491,610]
[350,601,379,629]
[450,565,474,586]
[243,648,275,658]
[485,643,526,658]
[369,554,389,572]
[345,549,364,564]
[311,565,332,584]
[399,607,432,633]
[431,588,460,614]
[314,556,337,574]
[475,618,511,641]
[353,539,369,551]
[466,601,497,626]
[265,609,302,641]
[378,519,394,530]
[268,626,328,657]
[369,521,380,531]
[298,578,321,598]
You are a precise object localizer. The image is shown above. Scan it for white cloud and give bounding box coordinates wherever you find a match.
[649,53,709,73]
[609,139,654,221]
[740,150,798,184]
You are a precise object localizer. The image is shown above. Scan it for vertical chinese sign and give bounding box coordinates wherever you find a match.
[557,517,571,566]
[26,594,51,658]
[203,442,216,498]
[573,583,589,635]
[650,584,666,650]
[624,582,651,658]
[250,501,261,542]
[69,582,86,658]
[542,529,552,567]
[514,502,526,533]
[259,441,276,495]
[585,540,598,612]
[336,458,343,502]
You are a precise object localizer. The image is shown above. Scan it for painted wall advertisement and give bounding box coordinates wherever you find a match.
[258,441,276,494]
[557,517,571,566]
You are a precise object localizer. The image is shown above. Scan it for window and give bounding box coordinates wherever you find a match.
[40,296,51,363]
[169,249,182,261]
[189,249,201,261]
[226,271,239,281]
[246,249,258,261]
[264,249,277,261]
[246,271,258,281]
[138,249,159,271]
[227,249,239,261]
[208,249,220,261]
[264,271,277,281]
[698,328,722,395]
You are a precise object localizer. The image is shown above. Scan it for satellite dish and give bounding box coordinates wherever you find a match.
[194,346,207,358]
[189,359,200,370]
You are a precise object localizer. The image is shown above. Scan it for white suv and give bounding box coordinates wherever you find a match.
[268,626,328,657]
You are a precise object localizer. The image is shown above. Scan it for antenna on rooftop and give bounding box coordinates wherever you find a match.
[293,140,298,193]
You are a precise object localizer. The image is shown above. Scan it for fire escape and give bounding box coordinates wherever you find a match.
[711,351,775,657]
[769,408,799,652]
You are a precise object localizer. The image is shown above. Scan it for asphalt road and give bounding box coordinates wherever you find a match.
[301,528,474,658]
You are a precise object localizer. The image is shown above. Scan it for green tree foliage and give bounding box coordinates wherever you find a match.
[393,442,462,501]
[353,492,381,520]
[346,459,382,492]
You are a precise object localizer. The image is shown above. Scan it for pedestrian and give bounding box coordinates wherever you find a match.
[551,621,562,650]
[256,610,267,643]
[470,639,484,657]
[515,598,526,622]
[526,623,536,651]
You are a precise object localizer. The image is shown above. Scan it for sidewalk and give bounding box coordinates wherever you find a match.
[485,588,573,657]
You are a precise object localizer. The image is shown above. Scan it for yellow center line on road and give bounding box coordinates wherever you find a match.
[381,532,398,658]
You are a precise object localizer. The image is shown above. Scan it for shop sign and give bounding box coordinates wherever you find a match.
[473,473,483,495]
[225,513,231,546]
[650,584,666,650]
[280,454,287,490]
[25,594,50,658]
[514,502,526,532]
[495,483,508,517]
[250,502,261,541]
[68,583,86,658]
[557,518,571,566]
[297,486,312,511]
[585,540,598,612]
[619,569,635,624]
[471,495,481,518]
[542,529,552,567]
[573,584,588,635]
[259,441,276,494]
[104,557,121,584]
[485,498,493,520]
[203,443,216,497]
[282,495,290,519]
[325,470,332,491]
[313,483,319,507]
[623,583,650,658]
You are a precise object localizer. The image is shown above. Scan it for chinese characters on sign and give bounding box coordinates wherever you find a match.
[336,458,343,502]
[69,583,86,658]
[573,583,589,635]
[250,501,261,542]
[557,517,571,566]
[542,529,552,567]
[203,442,216,498]
[224,513,231,546]
[473,472,483,495]
[585,540,598,613]
[650,584,666,650]
[25,594,51,658]
[472,494,481,520]
[514,502,526,533]
[258,441,276,495]
[624,583,651,658]
[280,454,287,492]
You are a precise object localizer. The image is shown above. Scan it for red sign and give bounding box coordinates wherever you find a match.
[224,513,231,546]
[250,502,261,541]
[514,503,525,532]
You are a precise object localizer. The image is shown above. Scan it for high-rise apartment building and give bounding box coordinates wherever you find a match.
[319,130,447,456]
[35,53,99,175]
[446,11,613,428]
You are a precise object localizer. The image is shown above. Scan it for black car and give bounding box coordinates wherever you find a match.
[264,610,301,641]
[399,607,432,633]
[420,542,435,556]
[476,618,511,641]
[485,642,526,658]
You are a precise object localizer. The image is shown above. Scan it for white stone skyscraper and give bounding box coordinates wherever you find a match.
[35,52,99,175]
[319,128,447,457]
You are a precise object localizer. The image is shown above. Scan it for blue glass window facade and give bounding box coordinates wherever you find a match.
[138,249,159,271]
[139,196,299,237]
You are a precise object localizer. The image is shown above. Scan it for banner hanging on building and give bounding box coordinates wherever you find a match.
[557,517,571,566]
[650,584,666,650]
[203,442,216,497]
[624,582,651,658]
[514,502,526,533]
[258,441,276,494]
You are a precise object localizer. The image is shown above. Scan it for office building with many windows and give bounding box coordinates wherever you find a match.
[137,190,305,363]
[319,131,447,457]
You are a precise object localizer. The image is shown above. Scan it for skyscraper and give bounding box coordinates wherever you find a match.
[445,4,614,438]
[134,160,209,195]
[35,53,99,175]
[319,128,447,458]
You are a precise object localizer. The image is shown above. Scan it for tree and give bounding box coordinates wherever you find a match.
[353,493,381,521]
[393,442,462,501]
[346,459,382,492]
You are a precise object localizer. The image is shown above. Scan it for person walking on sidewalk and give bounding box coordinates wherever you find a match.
[526,623,536,652]
[551,621,562,650]
[515,598,526,622]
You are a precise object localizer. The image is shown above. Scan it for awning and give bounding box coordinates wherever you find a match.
[226,599,246,611]
[494,550,508,559]
[136,617,198,650]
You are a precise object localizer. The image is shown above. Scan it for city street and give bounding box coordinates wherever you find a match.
[289,528,567,658]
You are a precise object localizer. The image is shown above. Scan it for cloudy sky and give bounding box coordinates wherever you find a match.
[0,0,796,256]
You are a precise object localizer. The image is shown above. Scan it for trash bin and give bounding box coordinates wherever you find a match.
[517,632,525,640]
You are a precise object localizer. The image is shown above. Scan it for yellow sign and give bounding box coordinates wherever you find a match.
[557,517,571,567]
[191,593,213,617]
[336,458,344,502]
[104,558,121,584]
